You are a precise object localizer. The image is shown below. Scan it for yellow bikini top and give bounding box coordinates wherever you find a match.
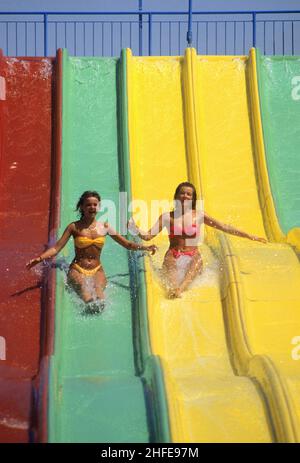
[74,235,106,249]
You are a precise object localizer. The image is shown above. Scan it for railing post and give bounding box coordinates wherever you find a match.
[44,13,48,56]
[139,0,143,55]
[252,12,257,47]
[187,0,193,46]
[148,13,152,55]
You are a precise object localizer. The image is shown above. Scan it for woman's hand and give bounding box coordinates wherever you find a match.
[26,257,42,269]
[146,245,158,255]
[250,235,267,244]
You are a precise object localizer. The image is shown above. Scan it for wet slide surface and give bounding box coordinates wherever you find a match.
[256,52,300,234]
[255,52,300,436]
[127,51,272,442]
[0,57,54,441]
[48,52,151,442]
[1,49,299,443]
[195,52,300,441]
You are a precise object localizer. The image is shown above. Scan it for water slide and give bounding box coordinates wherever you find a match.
[1,48,299,443]
[47,50,169,443]
[193,48,300,442]
[126,49,279,442]
[256,50,300,247]
[254,50,300,435]
[0,55,55,442]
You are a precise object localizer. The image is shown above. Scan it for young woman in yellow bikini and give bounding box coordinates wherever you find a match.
[27,191,156,312]
[130,182,267,299]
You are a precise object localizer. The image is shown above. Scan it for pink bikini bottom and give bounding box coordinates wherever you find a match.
[170,248,198,259]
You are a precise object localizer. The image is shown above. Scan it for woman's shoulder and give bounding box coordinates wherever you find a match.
[67,222,77,234]
[156,211,172,227]
[163,211,173,220]
[97,220,110,234]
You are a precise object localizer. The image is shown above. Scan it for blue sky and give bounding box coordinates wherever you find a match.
[0,1,299,12]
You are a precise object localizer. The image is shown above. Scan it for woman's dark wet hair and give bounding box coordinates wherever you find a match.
[174,182,197,210]
[76,191,101,218]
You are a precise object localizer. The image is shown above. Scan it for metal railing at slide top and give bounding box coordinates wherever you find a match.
[0,9,299,57]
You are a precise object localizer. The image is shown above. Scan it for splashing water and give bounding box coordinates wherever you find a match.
[0,416,28,430]
[61,264,124,322]
[148,243,220,294]
[190,257,220,290]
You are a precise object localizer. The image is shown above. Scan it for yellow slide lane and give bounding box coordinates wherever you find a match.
[126,49,272,443]
[194,50,300,442]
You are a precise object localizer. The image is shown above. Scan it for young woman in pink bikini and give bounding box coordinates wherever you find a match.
[26,191,157,313]
[131,182,266,299]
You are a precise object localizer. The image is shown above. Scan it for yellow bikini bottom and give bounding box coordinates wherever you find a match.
[71,263,102,276]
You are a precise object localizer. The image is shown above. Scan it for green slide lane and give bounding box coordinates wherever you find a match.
[48,50,152,442]
[256,50,300,233]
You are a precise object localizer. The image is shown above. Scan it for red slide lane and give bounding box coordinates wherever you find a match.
[0,56,54,442]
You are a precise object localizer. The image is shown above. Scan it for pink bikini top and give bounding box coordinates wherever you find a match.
[169,221,200,239]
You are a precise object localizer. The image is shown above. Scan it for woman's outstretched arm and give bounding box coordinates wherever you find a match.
[204,213,267,243]
[108,223,157,254]
[128,213,166,241]
[26,223,74,268]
